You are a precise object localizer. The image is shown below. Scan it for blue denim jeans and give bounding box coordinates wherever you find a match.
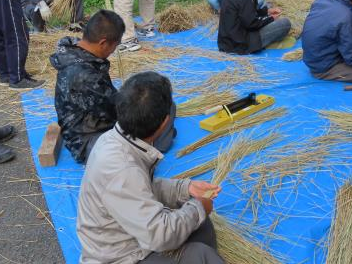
[259,18,291,48]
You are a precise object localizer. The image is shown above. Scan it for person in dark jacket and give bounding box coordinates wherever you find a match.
[217,0,291,55]
[50,10,125,163]
[302,0,352,83]
[51,10,177,163]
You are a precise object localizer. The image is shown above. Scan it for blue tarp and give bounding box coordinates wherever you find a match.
[21,26,352,264]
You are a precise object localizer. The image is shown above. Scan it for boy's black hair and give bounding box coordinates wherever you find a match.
[116,72,172,140]
[83,10,125,43]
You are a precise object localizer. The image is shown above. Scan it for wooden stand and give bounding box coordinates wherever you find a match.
[38,122,62,167]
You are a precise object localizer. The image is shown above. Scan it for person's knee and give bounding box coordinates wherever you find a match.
[280,18,291,34]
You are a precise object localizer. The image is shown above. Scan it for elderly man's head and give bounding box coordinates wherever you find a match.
[81,10,125,58]
[116,72,173,142]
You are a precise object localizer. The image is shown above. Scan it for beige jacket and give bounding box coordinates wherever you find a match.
[77,124,206,264]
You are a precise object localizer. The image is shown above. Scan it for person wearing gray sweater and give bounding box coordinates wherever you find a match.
[77,71,224,264]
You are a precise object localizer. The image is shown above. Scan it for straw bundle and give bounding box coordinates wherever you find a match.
[326,183,352,264]
[176,90,237,117]
[51,0,76,19]
[211,213,281,264]
[282,48,303,62]
[157,2,216,33]
[172,132,280,179]
[157,5,195,33]
[177,107,287,157]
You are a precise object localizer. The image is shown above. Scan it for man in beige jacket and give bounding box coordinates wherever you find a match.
[77,71,224,263]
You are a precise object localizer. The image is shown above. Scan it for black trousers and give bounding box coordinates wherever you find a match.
[71,0,84,23]
[139,218,225,264]
[0,0,29,84]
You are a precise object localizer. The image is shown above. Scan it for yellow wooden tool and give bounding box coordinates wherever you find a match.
[200,93,275,132]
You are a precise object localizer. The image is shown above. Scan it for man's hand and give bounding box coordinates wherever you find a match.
[37,1,52,21]
[189,181,221,199]
[268,8,281,20]
[196,197,213,215]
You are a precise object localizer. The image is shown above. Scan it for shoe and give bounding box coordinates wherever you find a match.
[136,27,155,38]
[118,38,141,52]
[0,125,16,143]
[69,23,82,32]
[9,78,45,91]
[0,144,15,164]
[0,76,9,87]
[69,22,84,32]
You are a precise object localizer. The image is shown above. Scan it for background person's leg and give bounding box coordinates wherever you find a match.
[139,0,155,29]
[313,63,352,83]
[259,18,291,48]
[0,15,9,83]
[0,0,29,84]
[154,102,176,153]
[71,0,84,23]
[179,242,225,264]
[114,0,136,42]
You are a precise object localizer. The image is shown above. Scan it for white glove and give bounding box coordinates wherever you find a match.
[37,1,52,21]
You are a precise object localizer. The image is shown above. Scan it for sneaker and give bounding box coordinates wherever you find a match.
[118,38,141,52]
[0,144,15,164]
[0,76,9,87]
[9,78,45,91]
[0,125,16,143]
[69,22,84,32]
[136,27,155,38]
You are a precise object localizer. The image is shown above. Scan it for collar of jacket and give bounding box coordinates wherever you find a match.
[113,123,164,165]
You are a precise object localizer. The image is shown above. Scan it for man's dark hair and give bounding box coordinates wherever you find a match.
[116,72,172,140]
[83,10,125,43]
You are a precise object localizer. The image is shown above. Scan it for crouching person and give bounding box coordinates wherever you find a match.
[218,0,291,54]
[302,0,352,83]
[77,71,224,264]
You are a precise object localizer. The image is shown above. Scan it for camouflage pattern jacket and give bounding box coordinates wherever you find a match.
[50,37,117,163]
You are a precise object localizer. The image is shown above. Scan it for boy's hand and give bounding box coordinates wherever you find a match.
[189,181,221,199]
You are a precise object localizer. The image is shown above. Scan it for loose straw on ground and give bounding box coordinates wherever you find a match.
[270,0,314,38]
[172,132,280,180]
[326,183,352,264]
[176,90,237,117]
[282,48,303,62]
[177,107,287,157]
[319,110,352,133]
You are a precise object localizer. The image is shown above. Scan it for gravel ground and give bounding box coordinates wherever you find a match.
[0,89,65,264]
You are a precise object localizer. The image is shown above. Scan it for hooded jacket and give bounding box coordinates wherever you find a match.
[217,0,274,54]
[50,37,117,163]
[302,0,352,73]
[77,124,206,264]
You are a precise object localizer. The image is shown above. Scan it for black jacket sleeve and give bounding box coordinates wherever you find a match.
[239,0,274,31]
